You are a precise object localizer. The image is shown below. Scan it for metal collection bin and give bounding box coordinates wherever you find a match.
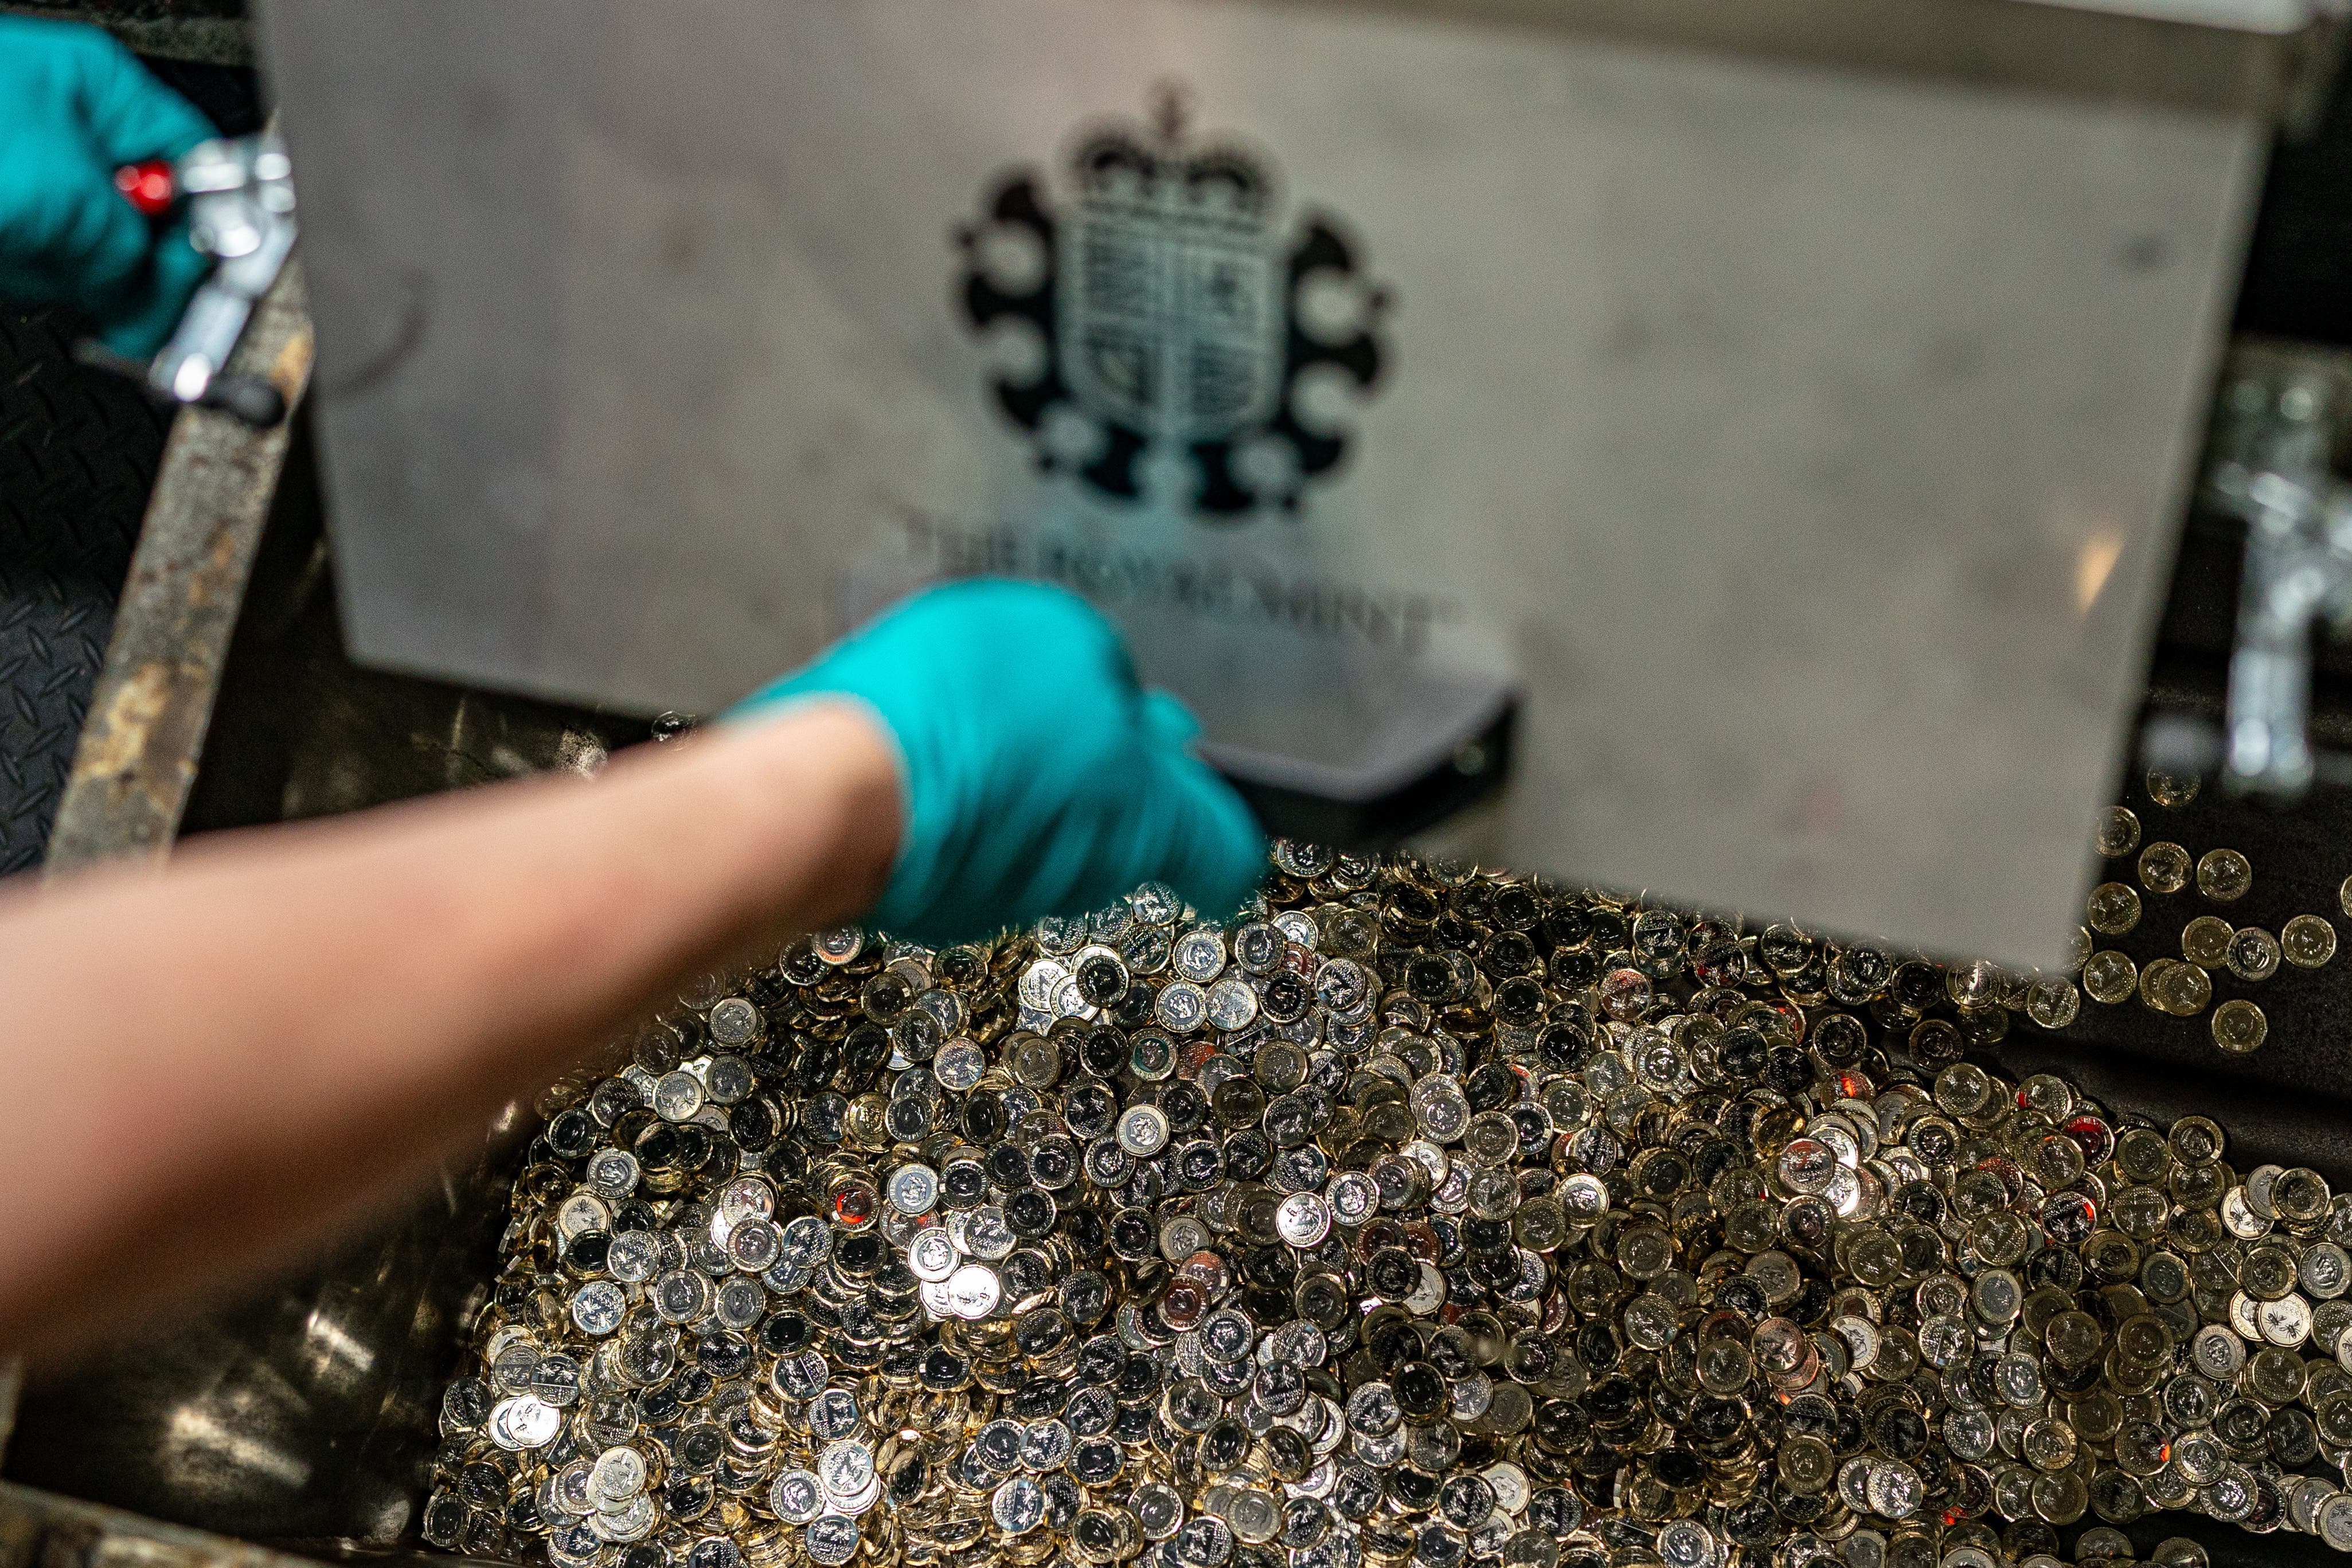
[5,5,2352,1568]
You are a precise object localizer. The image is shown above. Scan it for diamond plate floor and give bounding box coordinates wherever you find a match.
[0,304,173,871]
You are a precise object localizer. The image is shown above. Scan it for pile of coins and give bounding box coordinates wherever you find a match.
[2078,769,2340,1054]
[426,846,2352,1568]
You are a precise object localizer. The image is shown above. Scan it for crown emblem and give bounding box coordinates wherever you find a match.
[955,88,1390,519]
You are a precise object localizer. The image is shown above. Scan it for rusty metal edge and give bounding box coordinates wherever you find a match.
[43,259,314,878]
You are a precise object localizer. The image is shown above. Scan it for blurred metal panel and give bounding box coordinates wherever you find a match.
[263,0,2280,964]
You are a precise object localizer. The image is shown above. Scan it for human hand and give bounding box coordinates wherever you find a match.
[734,580,1265,947]
[0,18,216,357]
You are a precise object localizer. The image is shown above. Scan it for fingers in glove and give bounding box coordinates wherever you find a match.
[1138,738,1267,924]
[0,138,157,304]
[60,24,215,165]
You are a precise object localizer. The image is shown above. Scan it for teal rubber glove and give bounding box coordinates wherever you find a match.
[734,580,1267,948]
[0,18,216,358]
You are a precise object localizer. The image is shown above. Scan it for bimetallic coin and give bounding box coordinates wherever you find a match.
[2320,1494,2352,1552]
[908,1226,960,1282]
[708,995,760,1045]
[570,1282,625,1337]
[1656,1519,1717,1568]
[767,1468,823,1525]
[2228,926,2281,982]
[1173,927,1228,983]
[1232,921,1283,973]
[935,1038,986,1090]
[2286,913,2338,968]
[2212,999,2268,1054]
[1277,1191,1333,1248]
[2195,848,2252,902]
[811,928,862,964]
[605,1231,658,1284]
[2191,1324,2245,1379]
[803,1515,859,1567]
[1022,1418,1074,1472]
[1205,977,1259,1032]
[2086,882,2141,935]
[585,1148,640,1198]
[818,1440,874,1499]
[2261,1292,2314,1347]
[946,1262,1002,1320]
[1156,981,1209,1033]
[1865,1460,1922,1519]
[556,1191,610,1239]
[2139,842,2191,894]
[808,1387,860,1441]
[653,1070,705,1122]
[2095,806,2141,857]
[489,1394,562,1450]
[588,1493,655,1543]
[888,1163,939,1216]
[2082,950,2137,1005]
[1322,1171,1378,1230]
[2182,915,2234,968]
[1118,1105,1170,1158]
[994,1476,1047,1534]
[591,1445,648,1501]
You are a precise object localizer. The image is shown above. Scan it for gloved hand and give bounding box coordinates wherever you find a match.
[734,579,1266,947]
[0,18,216,358]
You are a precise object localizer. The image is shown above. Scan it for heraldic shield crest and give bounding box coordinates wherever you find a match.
[955,91,1390,519]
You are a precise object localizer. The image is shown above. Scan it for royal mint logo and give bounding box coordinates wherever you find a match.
[954,91,1390,520]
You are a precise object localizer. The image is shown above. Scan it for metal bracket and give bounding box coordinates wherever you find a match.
[2201,347,2352,797]
[79,132,297,429]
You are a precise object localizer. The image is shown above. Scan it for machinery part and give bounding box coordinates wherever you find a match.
[1203,681,1517,848]
[79,131,296,430]
[267,0,2288,967]
[2202,343,2352,796]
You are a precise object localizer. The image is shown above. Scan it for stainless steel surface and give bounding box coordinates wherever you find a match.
[265,0,2275,965]
[2202,341,2352,797]
[5,1172,505,1549]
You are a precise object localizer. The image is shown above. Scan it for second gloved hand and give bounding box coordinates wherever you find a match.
[0,18,216,357]
[733,580,1265,948]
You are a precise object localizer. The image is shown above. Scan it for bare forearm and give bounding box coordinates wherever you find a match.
[0,702,897,1361]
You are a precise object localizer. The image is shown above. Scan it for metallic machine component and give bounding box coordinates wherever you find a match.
[261,0,2320,965]
[153,134,298,423]
[2201,345,2352,797]
[81,132,298,429]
